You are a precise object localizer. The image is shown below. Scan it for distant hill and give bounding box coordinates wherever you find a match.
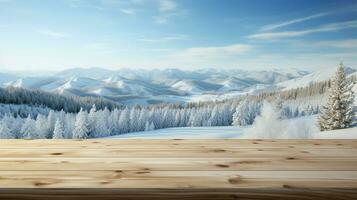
[1,66,355,105]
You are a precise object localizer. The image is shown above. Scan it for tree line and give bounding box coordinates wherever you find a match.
[0,87,121,113]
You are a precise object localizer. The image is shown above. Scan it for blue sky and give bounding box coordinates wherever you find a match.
[0,0,357,71]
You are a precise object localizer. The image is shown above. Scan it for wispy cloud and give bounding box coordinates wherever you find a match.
[37,29,71,38]
[158,0,177,12]
[248,20,357,40]
[154,0,181,24]
[306,39,357,48]
[172,44,252,59]
[260,12,330,32]
[138,34,188,43]
[120,8,136,15]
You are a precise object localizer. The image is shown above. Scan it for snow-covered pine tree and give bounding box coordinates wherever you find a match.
[102,107,112,134]
[118,108,130,134]
[53,118,65,139]
[144,121,151,131]
[144,121,155,131]
[35,114,49,138]
[9,116,23,138]
[109,108,121,134]
[138,109,148,131]
[318,62,355,131]
[129,108,139,132]
[0,118,14,139]
[64,114,75,139]
[46,110,56,138]
[93,110,111,138]
[149,122,155,131]
[72,109,89,139]
[232,99,261,126]
[21,115,38,139]
[87,104,97,136]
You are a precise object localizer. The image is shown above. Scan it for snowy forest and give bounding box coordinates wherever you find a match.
[0,65,355,139]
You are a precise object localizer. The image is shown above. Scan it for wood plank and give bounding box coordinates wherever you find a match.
[1,189,356,200]
[0,139,356,199]
[0,157,357,171]
[0,171,356,188]
[0,139,356,148]
[1,147,357,158]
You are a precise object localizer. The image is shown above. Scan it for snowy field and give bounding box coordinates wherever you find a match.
[107,115,357,139]
[107,126,247,139]
[107,126,357,139]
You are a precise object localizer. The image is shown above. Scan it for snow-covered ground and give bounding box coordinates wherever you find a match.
[107,108,357,139]
[107,126,247,139]
[313,127,357,139]
[107,116,357,139]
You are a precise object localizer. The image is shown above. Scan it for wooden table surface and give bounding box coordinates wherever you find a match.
[0,139,356,200]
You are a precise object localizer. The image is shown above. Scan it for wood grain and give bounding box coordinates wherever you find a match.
[1,157,357,171]
[0,139,356,199]
[1,189,356,200]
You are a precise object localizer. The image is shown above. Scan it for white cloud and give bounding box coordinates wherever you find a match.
[260,12,330,31]
[313,39,357,48]
[158,0,177,12]
[37,29,71,38]
[172,44,252,60]
[120,8,136,15]
[153,0,181,24]
[293,39,357,49]
[248,20,357,40]
[138,34,188,42]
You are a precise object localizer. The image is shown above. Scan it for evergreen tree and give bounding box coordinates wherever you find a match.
[145,121,155,131]
[93,110,111,138]
[0,119,14,139]
[46,110,56,138]
[129,108,140,132]
[64,114,75,139]
[73,109,89,139]
[35,114,49,138]
[149,122,155,131]
[232,100,261,126]
[87,105,97,137]
[207,106,219,126]
[53,118,65,139]
[21,115,38,139]
[10,116,23,138]
[138,109,148,131]
[144,121,151,131]
[118,108,130,133]
[108,108,120,134]
[318,62,355,131]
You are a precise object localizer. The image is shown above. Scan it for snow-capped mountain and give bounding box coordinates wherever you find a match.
[1,66,355,105]
[0,72,19,86]
[277,66,356,90]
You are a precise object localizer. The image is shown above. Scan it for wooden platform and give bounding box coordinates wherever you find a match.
[0,139,356,200]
